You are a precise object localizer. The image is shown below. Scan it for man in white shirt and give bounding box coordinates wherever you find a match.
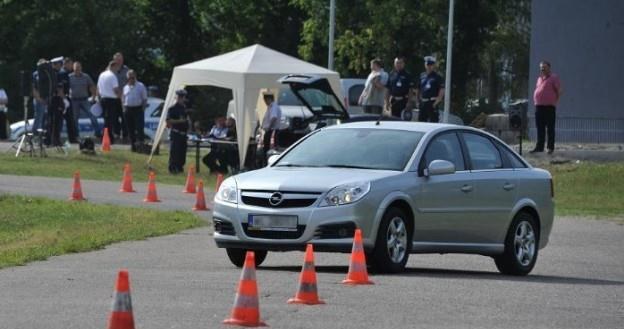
[261,93,281,161]
[97,60,122,144]
[359,58,388,115]
[122,70,147,149]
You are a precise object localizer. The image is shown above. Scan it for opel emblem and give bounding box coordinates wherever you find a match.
[269,192,283,206]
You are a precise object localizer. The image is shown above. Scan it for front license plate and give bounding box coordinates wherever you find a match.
[248,215,298,231]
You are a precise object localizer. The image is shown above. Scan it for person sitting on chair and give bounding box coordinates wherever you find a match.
[202,117,230,174]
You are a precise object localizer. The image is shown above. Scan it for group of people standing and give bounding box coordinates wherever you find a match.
[358,55,445,122]
[31,52,148,150]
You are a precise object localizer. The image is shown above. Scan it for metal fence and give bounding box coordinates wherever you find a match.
[527,116,624,143]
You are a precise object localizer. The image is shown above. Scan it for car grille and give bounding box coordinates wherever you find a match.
[242,223,306,239]
[240,190,321,208]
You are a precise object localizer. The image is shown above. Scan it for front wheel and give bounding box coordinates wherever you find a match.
[226,248,268,268]
[494,212,540,276]
[369,207,412,273]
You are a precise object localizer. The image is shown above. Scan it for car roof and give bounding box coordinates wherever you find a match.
[325,121,461,134]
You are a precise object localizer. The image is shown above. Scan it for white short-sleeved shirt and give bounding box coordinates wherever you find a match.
[123,82,147,107]
[97,70,119,98]
[262,102,282,130]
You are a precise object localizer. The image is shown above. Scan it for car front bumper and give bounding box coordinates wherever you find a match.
[212,197,378,252]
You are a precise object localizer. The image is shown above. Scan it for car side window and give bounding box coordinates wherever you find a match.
[498,144,527,168]
[463,133,503,170]
[423,132,465,171]
[348,84,364,106]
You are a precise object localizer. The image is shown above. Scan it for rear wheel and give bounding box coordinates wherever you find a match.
[370,207,411,273]
[225,248,268,268]
[494,212,539,276]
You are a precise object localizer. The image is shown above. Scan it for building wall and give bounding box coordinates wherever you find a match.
[529,0,624,143]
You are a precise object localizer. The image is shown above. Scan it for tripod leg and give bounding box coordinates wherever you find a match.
[15,134,26,157]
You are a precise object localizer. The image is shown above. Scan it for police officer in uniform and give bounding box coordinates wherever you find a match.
[384,56,415,120]
[166,89,189,174]
[415,56,445,123]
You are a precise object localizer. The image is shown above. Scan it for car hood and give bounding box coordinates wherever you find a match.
[233,167,399,192]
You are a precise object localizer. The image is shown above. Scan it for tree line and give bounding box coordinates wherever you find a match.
[0,0,529,124]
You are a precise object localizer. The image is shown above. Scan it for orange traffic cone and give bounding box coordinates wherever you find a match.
[288,244,325,305]
[101,127,111,153]
[183,166,196,193]
[69,171,86,201]
[342,229,374,285]
[223,251,267,327]
[192,180,208,211]
[119,163,136,193]
[215,173,224,192]
[143,171,160,202]
[106,269,135,329]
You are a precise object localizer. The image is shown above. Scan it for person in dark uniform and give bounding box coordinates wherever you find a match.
[52,56,78,142]
[384,56,415,120]
[166,89,189,174]
[48,83,68,147]
[415,56,445,123]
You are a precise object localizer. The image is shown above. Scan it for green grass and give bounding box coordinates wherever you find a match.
[545,162,624,219]
[0,194,205,269]
[0,147,218,189]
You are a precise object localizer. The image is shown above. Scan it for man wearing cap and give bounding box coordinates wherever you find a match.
[97,60,122,144]
[69,61,100,138]
[415,56,445,123]
[261,92,282,163]
[53,56,78,142]
[384,56,415,120]
[166,89,190,174]
[531,60,562,154]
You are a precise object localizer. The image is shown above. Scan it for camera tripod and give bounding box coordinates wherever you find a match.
[11,96,47,157]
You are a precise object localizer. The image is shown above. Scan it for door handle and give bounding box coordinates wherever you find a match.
[461,185,473,193]
[503,183,516,191]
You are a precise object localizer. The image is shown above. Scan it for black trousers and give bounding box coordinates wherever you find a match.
[168,132,187,174]
[389,97,407,118]
[48,110,63,146]
[124,105,144,146]
[535,105,556,151]
[62,102,78,142]
[418,100,439,123]
[101,98,118,144]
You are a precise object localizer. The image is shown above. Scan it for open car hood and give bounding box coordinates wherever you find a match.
[278,74,350,122]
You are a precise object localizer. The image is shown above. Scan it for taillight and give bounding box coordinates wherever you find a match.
[550,178,554,198]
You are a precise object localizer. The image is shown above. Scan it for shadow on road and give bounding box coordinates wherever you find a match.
[259,265,623,286]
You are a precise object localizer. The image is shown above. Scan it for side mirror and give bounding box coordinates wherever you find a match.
[267,154,280,166]
[425,159,456,177]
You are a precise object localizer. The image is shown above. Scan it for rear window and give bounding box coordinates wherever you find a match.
[348,84,364,106]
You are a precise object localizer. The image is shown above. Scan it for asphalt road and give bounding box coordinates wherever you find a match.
[0,175,623,329]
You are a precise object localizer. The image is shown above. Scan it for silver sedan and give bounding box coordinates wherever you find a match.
[213,121,554,275]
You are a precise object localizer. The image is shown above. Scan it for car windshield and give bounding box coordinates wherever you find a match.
[275,128,424,171]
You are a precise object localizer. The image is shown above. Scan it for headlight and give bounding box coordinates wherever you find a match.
[215,178,238,204]
[320,182,370,207]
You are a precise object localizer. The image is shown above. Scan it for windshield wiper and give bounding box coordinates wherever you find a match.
[275,163,321,167]
[324,164,373,170]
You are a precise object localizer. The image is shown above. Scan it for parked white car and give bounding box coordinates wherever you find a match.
[9,97,165,141]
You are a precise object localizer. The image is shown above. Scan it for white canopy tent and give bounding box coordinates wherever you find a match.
[149,44,341,167]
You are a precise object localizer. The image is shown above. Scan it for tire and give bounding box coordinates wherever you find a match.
[369,207,412,273]
[226,248,268,268]
[494,212,540,276]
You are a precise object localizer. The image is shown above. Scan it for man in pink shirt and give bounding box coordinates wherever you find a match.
[531,60,562,154]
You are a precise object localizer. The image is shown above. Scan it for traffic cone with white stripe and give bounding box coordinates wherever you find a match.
[69,171,86,201]
[192,180,208,211]
[143,171,160,202]
[288,244,325,305]
[215,173,224,192]
[106,269,135,329]
[183,165,196,193]
[119,163,135,193]
[223,251,267,327]
[342,229,374,285]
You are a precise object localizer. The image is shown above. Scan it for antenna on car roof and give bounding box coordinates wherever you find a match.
[375,110,383,126]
